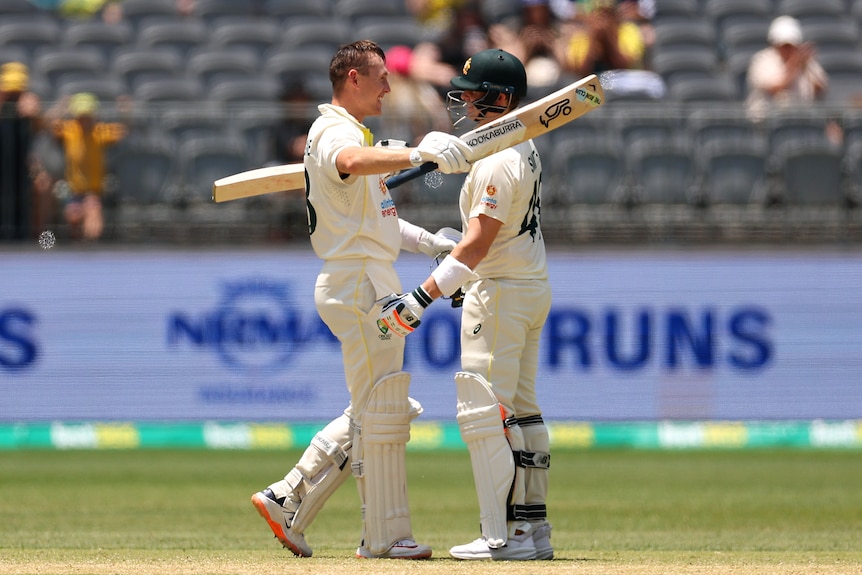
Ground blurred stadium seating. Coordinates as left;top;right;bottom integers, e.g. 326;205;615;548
1;0;861;245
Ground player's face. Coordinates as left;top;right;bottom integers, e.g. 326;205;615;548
461;90;508;123
354;55;390;119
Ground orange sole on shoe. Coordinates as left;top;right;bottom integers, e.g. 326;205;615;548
251;493;309;557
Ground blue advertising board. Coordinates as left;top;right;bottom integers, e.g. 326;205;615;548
2;249;860;422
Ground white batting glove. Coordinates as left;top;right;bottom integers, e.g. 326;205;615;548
411;131;471;174
376;287;434;337
417;229;457;258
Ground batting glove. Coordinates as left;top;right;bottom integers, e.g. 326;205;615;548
376;287;434;337
411;131;471;174
417;229;457;259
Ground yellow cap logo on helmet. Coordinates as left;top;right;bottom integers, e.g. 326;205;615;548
462;57;472;76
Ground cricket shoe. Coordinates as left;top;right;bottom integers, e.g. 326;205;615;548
355;538;432;559
250;488;312;557
532;520;554;560
449;528;537;561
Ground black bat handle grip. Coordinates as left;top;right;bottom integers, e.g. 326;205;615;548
385;162;438;190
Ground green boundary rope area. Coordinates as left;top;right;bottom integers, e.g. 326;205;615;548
1;420;861;450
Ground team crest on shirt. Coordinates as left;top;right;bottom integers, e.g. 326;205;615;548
480;185;498;209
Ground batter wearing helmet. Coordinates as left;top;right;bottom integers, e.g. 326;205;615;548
377;48;553;561
250;39;472;560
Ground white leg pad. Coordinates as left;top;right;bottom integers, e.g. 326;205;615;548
356;371;415;555
519;416;550;518
455;371;519;548
279;414;353;533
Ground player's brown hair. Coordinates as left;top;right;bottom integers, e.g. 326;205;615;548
329;40;386;93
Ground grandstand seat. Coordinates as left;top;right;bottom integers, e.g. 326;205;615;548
112;47;183;93
264;46;334;87
651;47;720;86
62;20;133;62
669;74;740;102
481;0;520;25
652;0;700;23
112;139;178;204
277;19;350;50
334;0;408;25
0;19;61;60
843;110;862;148
136;19;208;57
844;141;862;205
160;103;229;148
118;0;181;31
548;137;626;205
615;107;684;148
818;52;862;106
551;108;618;148
697;139;770;206
705;0;772;36
57;75;128;101
652;20;717;54
772;141;846;207
720;21;770;63
775;0;847;27
627;138;698;205
354;19;429;50
186;47;260;91
210;19;281;60
766;110;837;155
688;107;763;149
236;106;290;166
209;76;281;106
192;0;263;24
179;137;250;202
265;0;333;24
800;21;860;58
133;77;204;104
0;45;27;67
0;0;38;15
32;47;106;86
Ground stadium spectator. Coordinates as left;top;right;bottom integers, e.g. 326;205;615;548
488;0;567;90
561;0;646;77
0;62;41;241
376;44;454;146
48;92;129;241
745;15;828;123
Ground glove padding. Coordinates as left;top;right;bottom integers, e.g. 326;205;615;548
413;131;472;174
377;289;431;337
417;229;457;258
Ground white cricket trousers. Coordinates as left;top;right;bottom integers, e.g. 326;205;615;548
459;277;552;417
313;258;405;420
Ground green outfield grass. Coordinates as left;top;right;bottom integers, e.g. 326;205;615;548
2;448;861;574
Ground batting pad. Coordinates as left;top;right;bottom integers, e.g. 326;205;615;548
359;371;415;555
455;371;519;548
519;416;551;522
288;414;353;533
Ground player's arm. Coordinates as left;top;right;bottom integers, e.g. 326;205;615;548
377;215;502;337
336;132;472;177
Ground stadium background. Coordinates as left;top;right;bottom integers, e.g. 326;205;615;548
2;0;861;451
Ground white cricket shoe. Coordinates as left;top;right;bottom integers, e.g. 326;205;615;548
250;489;312;557
355;538;432;559
532;520;554;560
449;529;537;561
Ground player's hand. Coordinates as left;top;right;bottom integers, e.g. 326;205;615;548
412;131;471;174
417;229;457;258
377;289;431;337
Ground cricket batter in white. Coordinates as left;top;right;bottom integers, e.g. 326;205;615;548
251;40;471;560
377;48;553;561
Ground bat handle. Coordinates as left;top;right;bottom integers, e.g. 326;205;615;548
385;162;438;190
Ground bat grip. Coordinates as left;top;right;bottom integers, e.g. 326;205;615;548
385;162;438;190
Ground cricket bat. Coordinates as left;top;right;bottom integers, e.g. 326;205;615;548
212;163;305;203
385;73;604;189
212;74;604;202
